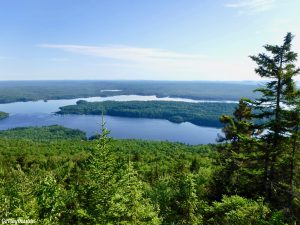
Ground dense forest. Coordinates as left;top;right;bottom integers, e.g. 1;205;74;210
0;125;86;141
58;101;236;127
0;125;289;224
0;80;259;103
0;33;299;224
0;111;9;120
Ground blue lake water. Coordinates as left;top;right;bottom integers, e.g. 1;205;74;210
0;95;223;145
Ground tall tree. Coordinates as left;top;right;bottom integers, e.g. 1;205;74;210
250;32;300;201
87;116;117;223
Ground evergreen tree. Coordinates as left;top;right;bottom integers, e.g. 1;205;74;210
219;98;256;146
0;166;39;220
250;32;300;201
87;116;117;223
175;173;204;225
205;195;285;225
213;99;263;197
36;174;66;224
284;88;300;218
107;162;161;225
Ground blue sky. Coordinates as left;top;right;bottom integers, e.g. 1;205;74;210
0;0;299;81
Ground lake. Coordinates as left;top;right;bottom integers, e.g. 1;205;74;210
0;95;223;144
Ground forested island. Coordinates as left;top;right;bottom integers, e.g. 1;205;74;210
58;100;236;127
0;111;9;120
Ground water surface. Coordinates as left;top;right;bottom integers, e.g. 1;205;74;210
0;95;223;144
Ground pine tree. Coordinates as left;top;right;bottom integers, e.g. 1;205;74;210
250;32;300;201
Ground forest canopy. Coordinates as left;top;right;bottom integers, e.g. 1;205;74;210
58;100;236;127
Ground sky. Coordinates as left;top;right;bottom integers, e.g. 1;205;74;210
0;0;300;81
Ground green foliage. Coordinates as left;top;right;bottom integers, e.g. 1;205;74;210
36;174;66;224
0;166;39;219
212;99;264;199
0;123;295;223
205;195;285;225
0;111;9;120
108;163;161;225
0;125;87;141
173;173;204;225
219;98;256;143
58;100;236;127
214;33;300;223
0;133;214;224
250;33;300;203
86;117;118;223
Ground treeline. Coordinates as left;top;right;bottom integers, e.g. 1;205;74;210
58;100;236;127
0;80;259;103
0;125;86;141
0;111;9;120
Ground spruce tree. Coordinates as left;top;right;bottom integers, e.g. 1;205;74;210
250;32;300;201
87;116;117;223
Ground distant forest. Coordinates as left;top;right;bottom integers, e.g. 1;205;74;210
0;80;259;103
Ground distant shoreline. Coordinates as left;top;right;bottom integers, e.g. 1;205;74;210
0;80;259;104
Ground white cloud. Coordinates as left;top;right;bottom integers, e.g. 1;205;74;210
38;43;260;80
225;0;275;14
39;44;205;64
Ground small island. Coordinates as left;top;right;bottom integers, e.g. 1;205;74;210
0;111;9;120
57;100;236;127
